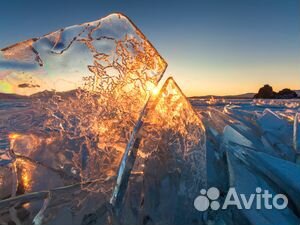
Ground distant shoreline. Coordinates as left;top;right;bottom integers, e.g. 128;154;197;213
189;93;255;99
190;89;300;99
0;90;299;100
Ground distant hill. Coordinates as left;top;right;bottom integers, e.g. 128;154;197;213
0;89;78;100
190;93;256;99
0;93;28;100
30;89;78;99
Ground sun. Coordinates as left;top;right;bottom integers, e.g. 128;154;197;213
145;81;160;96
152;87;160;96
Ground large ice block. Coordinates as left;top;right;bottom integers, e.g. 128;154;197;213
0;13;167;224
0;13;166;96
114;77;207;225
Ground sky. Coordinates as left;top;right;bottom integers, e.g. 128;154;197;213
0;0;299;96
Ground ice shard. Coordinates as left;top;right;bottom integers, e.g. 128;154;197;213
0;13;167;224
226;148;299;225
257;109;295;161
222;125;254;148
257;109;288;134
229;145;300;214
294;113;299;153
0;181;109;225
114;77;207;225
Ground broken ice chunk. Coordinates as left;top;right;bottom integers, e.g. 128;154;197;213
0;191;46;225
222;125;254;148
226;148;299;225
114;77;206;225
31;182;111;225
0;13;167;197
0;181;110;225
0;166;13;199
0;13;166;96
0;13;167;224
230;145;300;214
294;113;299;154
258;109;288;133
258;109;295;160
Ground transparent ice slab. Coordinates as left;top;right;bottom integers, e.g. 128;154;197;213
294;113;299;153
113;77;207;225
226;148;300;225
0;13;167;224
229;145;300;214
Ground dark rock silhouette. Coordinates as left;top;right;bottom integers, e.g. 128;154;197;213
254;85;298;99
254;84;276;99
277;88;298;99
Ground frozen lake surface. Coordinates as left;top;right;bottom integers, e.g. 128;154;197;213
0;97;299;225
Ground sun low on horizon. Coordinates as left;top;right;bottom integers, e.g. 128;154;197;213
0;0;299;97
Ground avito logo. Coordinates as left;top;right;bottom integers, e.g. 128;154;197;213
194;187;288;211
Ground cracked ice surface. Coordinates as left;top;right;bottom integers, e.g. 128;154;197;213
194;98;300;225
0;13;167;224
115;78;206;225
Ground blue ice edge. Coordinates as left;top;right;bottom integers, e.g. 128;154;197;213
110;101;149;210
